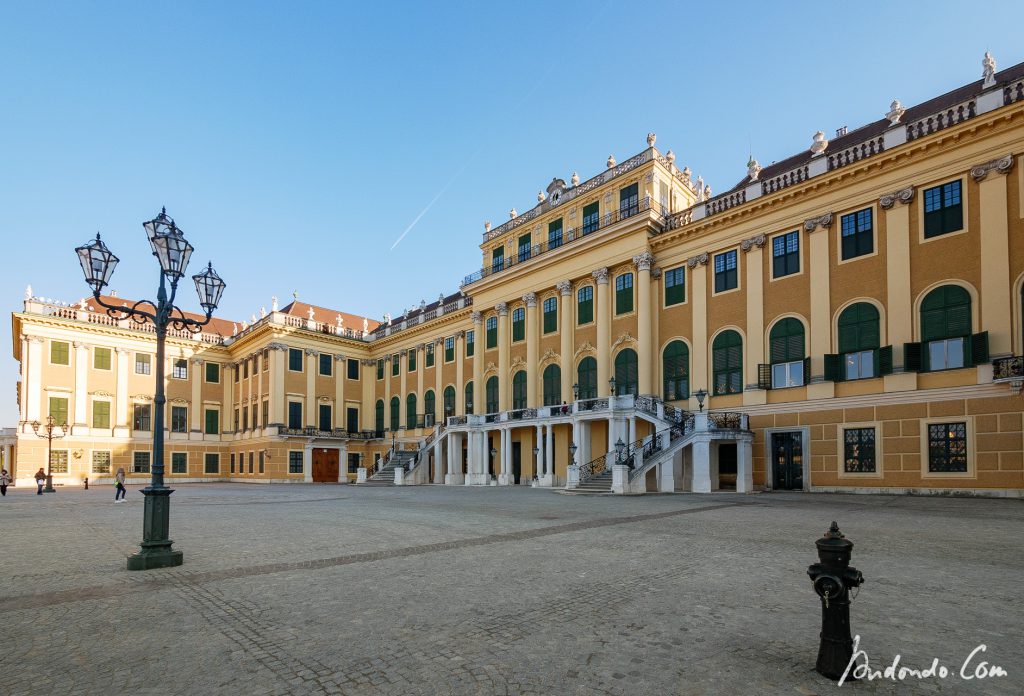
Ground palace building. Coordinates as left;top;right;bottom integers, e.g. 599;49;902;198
8;54;1024;496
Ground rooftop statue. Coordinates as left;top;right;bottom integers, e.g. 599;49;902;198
983;51;997;88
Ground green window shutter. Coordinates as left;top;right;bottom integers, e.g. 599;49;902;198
51;341;69;365
838;303;880;353
904;343;922;372
877;346;893;376
465;382;474;414
665;267;685;306
769;318;805;363
205;409;219;435
803;357;811;384
93;401;110;428
93;347;111;370
375;401;384;432
577;288;593;324
921;286;971;341
757;364;771;390
970;332;990;365
823;354;841;382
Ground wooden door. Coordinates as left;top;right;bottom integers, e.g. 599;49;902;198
312;448;339;482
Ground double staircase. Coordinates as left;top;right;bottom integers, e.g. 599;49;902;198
363;450;417;486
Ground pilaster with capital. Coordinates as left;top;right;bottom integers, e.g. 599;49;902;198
73;341;90;428
270;347;286;426
497;303;510;411
415;343;425;426
633;253;655;394
114;347;131;430
593;268;611;395
975;155;1015;353
190;353;204;434
557;282;574;402
524;293;539;406
471;312;483;415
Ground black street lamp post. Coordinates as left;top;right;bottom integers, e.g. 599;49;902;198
30;415;68;493
75;208;226;571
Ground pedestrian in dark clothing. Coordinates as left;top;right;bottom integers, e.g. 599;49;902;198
114;467;127;502
34;468;46;494
0;468;11;496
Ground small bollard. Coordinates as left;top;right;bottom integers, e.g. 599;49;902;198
84;477;89;490
807;521;864;680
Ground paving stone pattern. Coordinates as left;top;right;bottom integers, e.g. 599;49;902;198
0;484;1021;695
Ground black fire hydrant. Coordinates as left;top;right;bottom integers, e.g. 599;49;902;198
807;521;864;680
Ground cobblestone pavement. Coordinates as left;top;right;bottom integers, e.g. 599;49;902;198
0;484;1021;695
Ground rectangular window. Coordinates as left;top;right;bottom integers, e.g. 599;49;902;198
48;396;69;426
234;365;239;382
548;219;563;249
772;231;800;278
288;348;303;372
577;286;594;324
50;341;70;365
248;451;254;474
928;338;965;371
844;350;875;380
233;408;239;431
543;297;558;333
172;358;188;380
665;266;685;306
171;452;188;475
486;317;497;348
619;183;639;219
262;349;269;371
841;208;874;260
771;361;805;389
132;403;151;431
491;247;504;272
91;450;111;474
582;202;600;235
204;408;220;435
615;273;634;314
204;453;219;475
262;400;269;428
466;331;475;357
928;422;968;472
445;337;455;362
288;450;303;474
408;350;416;372
170;405;188;433
923;180;963;238
230;453;235;474
259;450;265;474
205;362;220;383
133;451;151;474
376;359;384;380
135;353;151;375
714;250;738;293
518;233;532;263
319;403;332;432
347;358;359;379
242;406;249;431
425;345;434;368
46;449;67;474
512;307;525;342
389;354;398;376
92;400;111;429
348;453;360;473
243;360;249;379
319;353;333;376
93;347;111;370
288;402;302;430
843;428;876;473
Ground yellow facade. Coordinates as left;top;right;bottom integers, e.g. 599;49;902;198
9;58;1024;495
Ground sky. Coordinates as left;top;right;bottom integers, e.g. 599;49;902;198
1;0;1022;425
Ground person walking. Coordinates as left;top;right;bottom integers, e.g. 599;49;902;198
34;467;46;495
0;468;11;496
114;467;126;502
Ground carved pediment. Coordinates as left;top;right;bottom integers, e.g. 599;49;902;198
612;332;637;351
574;341;596;360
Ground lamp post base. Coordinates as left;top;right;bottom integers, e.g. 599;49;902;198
44;474;55;493
126;486;184;571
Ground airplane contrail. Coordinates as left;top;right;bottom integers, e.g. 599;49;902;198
390;151;478;250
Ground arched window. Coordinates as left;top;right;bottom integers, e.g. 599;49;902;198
485;376;499;413
577;356;597;400
712;331;743;395
663;341;689;400
768;319;806;389
443;386;455;418
838;303;880;380
406;393;418;429
375;399;384;433
512;371;527;409
465;381;474;414
614;349;638;395
424;390;435;426
543;364;561;406
916;285;985;371
389;396;400;431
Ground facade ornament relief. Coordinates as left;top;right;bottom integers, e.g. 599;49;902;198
470;311;482;324
495;302;508;316
982;51;997;89
169;397;189;405
574;341;596;359
334;354;347;362
970;154;1014;182
611;332;637;351
885;99;906;126
607;154;616;169
522;292;537;307
666;149;676;165
650;267;662;279
361;358;376;366
681;165;691;182
89;390;115;398
632;251;655;271
741;234;767;252
510;356;526;371
747;156;761;181
556;280;572;296
267;342;289;351
304;348;318;356
131;394;153;402
687;253;709;269
803;212;834;232
810;130;829;157
454;330;466;340
190;357;204;365
592;267;609;284
879;187;916;209
540;349;559;365
646;132;656;147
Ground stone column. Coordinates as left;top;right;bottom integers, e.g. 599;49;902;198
974;156;1015;354
454;333;465;416
736;436;753;493
73;341;89;431
535;424;543;479
302;442;313;483
361;359;375;432
496;303;509;411
471;312;483;415
415;345;425;428
688;255;709;409
742;236;766;405
335;354;346;431
435;338;444;426
305;349;317;427
383;355;392;431
190;356;203;436
545;423;555;481
806;214;834;399
114;346;130;433
593;267;611;396
633;252;655;395
433;439;443;483
399;349;409;429
556;281;574;403
498;428;511;485
524;293;539;406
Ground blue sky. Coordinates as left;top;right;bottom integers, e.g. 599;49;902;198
1;0;1021;425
